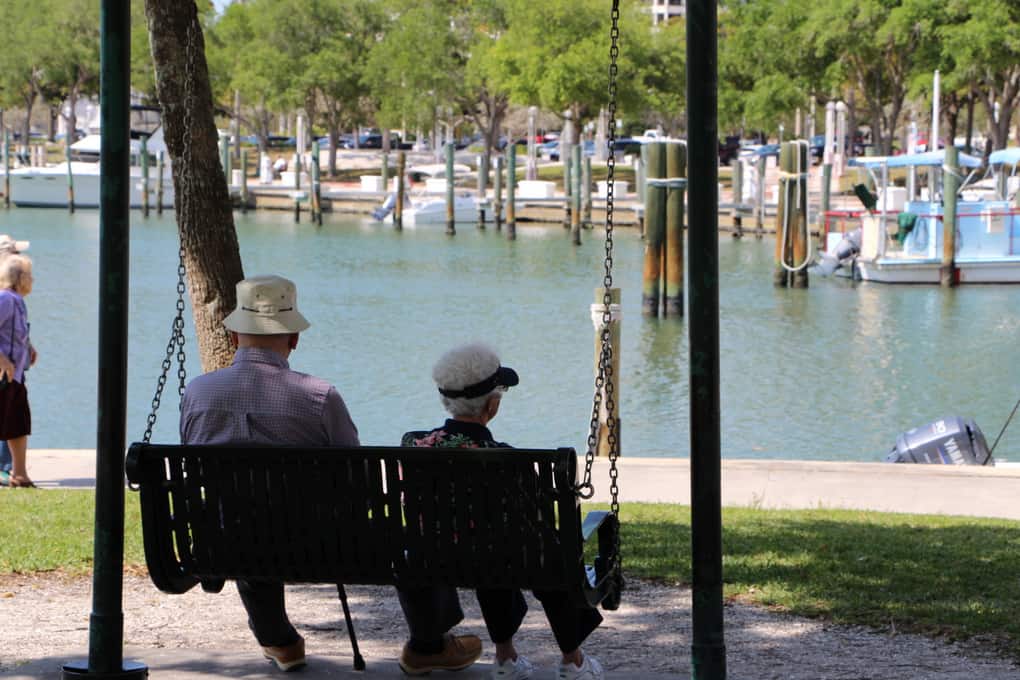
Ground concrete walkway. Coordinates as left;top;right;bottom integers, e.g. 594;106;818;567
21;449;1020;520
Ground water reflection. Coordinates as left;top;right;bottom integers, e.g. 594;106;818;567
3;207;1018;462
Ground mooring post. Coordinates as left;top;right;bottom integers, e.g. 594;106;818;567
476;153;488;228
493;155;503;231
507;143;517;239
562;146;572;228
582;155;593;229
791;140;809;288
240;149;248;214
592;287;622;458
571;144;582;245
730;158;742;238
755;153;766;237
638;143;649;205
140;136;149;217
941;145;959;287
642;142;666;317
311;141;322;225
774;142;792;287
445;142;455;235
61;2;148;678
664;141;686;316
293;148;302;223
687;0;726;676
380;151;389;201
67;139;76;214
3;131;9;208
820;162;832;251
155;151;164;215
395;151;405;229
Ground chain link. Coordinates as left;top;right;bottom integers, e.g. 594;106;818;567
140;247;187;446
578;0;621;513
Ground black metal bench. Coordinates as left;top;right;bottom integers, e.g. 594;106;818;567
125;443;621;667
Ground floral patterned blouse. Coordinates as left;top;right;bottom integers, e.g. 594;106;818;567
401;418;510;449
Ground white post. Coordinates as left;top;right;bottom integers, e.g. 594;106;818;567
596;108;609;162
835;101;848;177
824;101;836;166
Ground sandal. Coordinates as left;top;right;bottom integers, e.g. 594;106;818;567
0;471;9;487
9;476;36;488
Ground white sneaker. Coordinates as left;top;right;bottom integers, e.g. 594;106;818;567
558;653;604;680
492;654;535;679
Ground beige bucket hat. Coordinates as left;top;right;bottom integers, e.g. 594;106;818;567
223;275;310;335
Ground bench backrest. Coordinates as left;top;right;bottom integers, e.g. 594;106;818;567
126;443;586;597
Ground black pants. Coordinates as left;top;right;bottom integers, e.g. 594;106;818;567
476;588;603;654
239;580;465;649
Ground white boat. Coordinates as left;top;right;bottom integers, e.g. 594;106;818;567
8;126;175;209
372;191;480;226
817;150;1020;284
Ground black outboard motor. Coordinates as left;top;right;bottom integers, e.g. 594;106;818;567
814;228;862;276
886;416;993;465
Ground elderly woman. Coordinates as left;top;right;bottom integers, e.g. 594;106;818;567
402;342;604;680
0;254;36;488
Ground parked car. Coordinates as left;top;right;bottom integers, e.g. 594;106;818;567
718;135;741;165
540;139;597;162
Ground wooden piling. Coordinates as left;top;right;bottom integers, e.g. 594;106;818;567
293;150;302;223
445;142;455;235
140;136;149;217
2;131;8;207
562;145;572;228
790;141;809;288
240;149;248;214
941;146;959;287
507;143;517;239
755;154;766;237
820;162;832;248
592;287;622;458
311;141;322;225
381;151;389;199
493;155;503;231
730;158;742;238
642;142;666;316
395;151;405;229
774;141;809;288
570;144;582;245
477;154;488;228
66;141;75;213
664;141;686;316
582;156;593;228
156;151;164;215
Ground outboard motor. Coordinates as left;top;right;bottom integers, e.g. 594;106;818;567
814;228;862;276
886;416;993;465
371;192;398;221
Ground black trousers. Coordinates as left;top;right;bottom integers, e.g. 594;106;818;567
476;588;603;654
236;580;302;647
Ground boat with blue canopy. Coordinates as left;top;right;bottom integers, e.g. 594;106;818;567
819;149;1020;283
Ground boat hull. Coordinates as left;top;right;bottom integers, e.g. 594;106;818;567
402;195;478;226
8;164;174;209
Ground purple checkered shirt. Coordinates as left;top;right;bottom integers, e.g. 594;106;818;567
180;347;359;447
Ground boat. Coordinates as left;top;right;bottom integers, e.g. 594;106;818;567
372;190;480;226
7;109;175;209
817;149;1020;283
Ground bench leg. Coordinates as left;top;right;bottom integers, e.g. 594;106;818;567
336;584;366;670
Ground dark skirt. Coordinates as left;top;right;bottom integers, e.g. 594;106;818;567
0;380;31;440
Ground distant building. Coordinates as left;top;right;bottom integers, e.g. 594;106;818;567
650;0;685;25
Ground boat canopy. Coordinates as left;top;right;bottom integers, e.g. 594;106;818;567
849;149;982;169
988;148;1020;166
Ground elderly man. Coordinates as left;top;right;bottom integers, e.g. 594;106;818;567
0;234;30;487
180;275;482;674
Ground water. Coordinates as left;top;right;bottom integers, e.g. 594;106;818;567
2;207;1019;462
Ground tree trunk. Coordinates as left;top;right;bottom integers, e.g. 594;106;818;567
145;0;244;373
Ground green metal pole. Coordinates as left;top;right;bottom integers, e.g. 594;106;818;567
507;143;517;239
140;136;149;218
445;142;455;235
941;145;959;287
63;2;147;678
687;0;726;677
67;139;76;213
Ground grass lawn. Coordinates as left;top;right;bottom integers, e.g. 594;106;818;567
3;492;1019;659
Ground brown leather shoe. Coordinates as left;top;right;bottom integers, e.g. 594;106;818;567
399;633;482;675
262;636;306;672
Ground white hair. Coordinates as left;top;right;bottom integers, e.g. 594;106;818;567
0;254;31;290
433;342;504;418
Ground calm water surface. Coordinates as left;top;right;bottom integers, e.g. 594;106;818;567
2;207;1019;462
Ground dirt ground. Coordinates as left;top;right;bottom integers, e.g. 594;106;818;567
1;572;1018;679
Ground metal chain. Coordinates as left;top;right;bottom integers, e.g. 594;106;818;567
141;247;187;445
578;0;621;521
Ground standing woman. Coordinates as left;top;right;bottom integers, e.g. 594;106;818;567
0;254;37;488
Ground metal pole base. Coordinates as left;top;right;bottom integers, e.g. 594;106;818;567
62;660;148;679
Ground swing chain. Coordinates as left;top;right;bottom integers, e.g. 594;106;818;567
578;0;620;520
140;247;188;447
